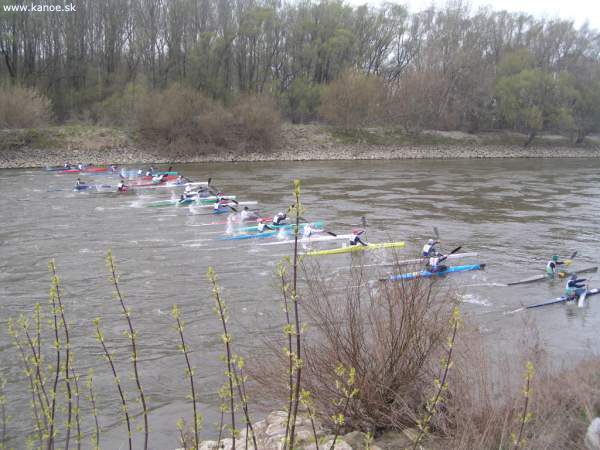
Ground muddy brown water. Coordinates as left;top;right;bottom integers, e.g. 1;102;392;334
1;158;600;448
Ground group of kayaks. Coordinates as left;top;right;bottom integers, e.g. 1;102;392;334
48;164;597;310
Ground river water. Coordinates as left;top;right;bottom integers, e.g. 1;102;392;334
1;158;600;448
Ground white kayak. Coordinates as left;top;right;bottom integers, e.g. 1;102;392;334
259;233;353;246
134;181;208;190
358;252;479;268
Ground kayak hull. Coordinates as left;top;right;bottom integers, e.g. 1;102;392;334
526;288;600;309
306;241;405;256
508;266;598;286
220;222;322;240
387;264;486;281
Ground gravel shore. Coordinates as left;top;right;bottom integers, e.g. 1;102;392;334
2;142;600;169
2;124;600;168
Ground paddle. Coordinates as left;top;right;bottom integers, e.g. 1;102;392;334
564;251;577;266
433;226;443;253
438;246;462;263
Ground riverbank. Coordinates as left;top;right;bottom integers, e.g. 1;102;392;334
1;123;600;168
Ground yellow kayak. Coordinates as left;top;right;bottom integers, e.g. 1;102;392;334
305;241;405;256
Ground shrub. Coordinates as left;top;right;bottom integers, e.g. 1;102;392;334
0;84;53;129
136;83;211;142
231;94;281;150
319;70;386;128
250;259;457;434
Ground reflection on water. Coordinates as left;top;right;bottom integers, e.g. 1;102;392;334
1;158;600;447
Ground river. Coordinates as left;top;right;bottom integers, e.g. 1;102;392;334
1;158;599;448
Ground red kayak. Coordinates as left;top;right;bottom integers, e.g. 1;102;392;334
129;176;179;187
63;167;111;173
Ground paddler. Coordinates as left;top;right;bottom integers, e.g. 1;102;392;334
422;239;440;257
546;255;567;276
565;274;587;301
117;180;127;192
349;229;368;246
240;206;258;222
427;254;448;273
273;211;288;226
257;219;274;233
302;223;317;239
214;197;228;212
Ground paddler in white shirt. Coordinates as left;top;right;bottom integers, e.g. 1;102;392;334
117;180;127;192
349;229;368;246
302;223;317;239
427;254;448;273
240;206;258;222
214;197;229;212
257;219;274;233
422;239;440;257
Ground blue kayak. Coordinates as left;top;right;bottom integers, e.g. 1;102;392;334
525;288;600;309
219;230;290;240
387;264;486;281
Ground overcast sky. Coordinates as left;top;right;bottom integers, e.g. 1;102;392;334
347;0;600;30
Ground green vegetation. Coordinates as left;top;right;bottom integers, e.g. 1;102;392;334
0;1;599;148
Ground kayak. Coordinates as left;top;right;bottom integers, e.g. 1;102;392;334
74;184;133;193
379;253;479;266
120;170;177;177
385;264;486;281
306;241;405;256
507;266;598;286
237;221;323;233
525;288;600;309
220;223;322;241
133;181;208;190
129;175;179;184
64;167;111;173
189;201;257;210
147;195;237;208
195;217;273;226
259;233;353;246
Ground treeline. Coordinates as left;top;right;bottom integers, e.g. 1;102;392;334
1;0;600;144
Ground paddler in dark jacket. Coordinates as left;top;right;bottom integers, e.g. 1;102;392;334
565;274;586;299
273;212;287;225
349;229;368;246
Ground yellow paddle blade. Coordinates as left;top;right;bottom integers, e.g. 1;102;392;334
558;271;567;278
564;259;572;266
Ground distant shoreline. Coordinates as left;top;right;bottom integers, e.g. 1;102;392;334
2;124;599;168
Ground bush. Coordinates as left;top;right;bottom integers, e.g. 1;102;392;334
251;259;457;433
231;94;281;150
319;70;386;128
136;83;224;144
0;84;53;129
